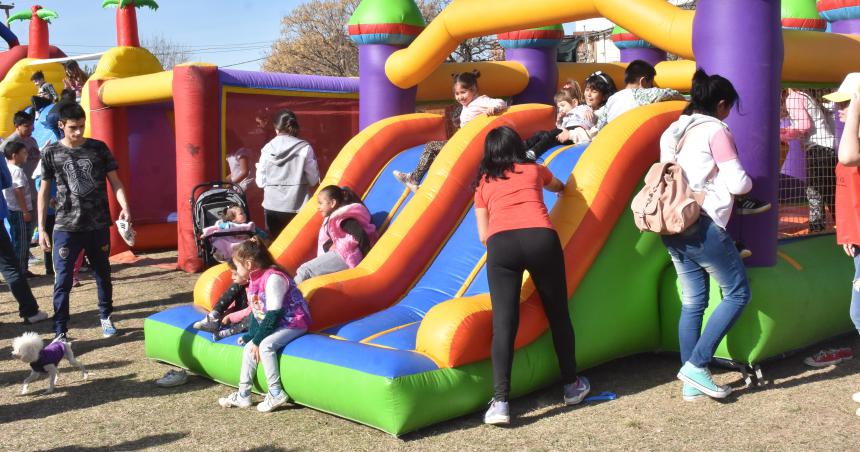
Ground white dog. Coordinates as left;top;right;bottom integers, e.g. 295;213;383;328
11;332;88;394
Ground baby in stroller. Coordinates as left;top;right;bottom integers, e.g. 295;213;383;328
199;205;266;262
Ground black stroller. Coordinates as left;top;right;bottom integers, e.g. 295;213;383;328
190;181;252;269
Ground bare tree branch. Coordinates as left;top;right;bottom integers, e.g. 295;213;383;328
263;0;502;76
141;34;194;70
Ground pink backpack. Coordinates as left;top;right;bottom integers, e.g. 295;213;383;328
630;129;705;235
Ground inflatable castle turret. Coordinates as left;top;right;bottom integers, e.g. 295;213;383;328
818;0;860;33
497;25;563;104
782;0;828;31
610;25;667;66
348;0;424;129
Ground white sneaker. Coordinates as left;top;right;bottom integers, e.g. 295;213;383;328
115;220;136;247
156;369;188;387
25;310;49;324
852;392;860;404
484;399;510;425
100;317;118;337
192;313;220;332
218;391;251;408
257;391;288;412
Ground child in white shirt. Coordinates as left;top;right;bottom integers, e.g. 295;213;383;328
594;60;684;131
3;142;34;274
394;71;507;192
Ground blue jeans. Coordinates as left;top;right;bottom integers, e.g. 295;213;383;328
8;210;33;272
52;228;113;334
851;249;860;334
0;223;39;318
662;215;751;368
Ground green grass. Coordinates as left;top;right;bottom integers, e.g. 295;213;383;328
2;251;860;450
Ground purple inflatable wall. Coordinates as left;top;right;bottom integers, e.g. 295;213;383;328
693;0;783;266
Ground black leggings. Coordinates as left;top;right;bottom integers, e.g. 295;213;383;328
486;227;577;401
264;209;296;238
212;282;248;316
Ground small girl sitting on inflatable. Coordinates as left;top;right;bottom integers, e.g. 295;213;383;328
294;185;378;284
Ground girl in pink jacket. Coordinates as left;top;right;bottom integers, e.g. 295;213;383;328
294;185;378;284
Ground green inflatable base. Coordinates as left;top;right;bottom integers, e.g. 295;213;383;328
145;211;854;435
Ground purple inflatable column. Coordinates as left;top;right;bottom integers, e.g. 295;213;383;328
348;0;425;129
611;26;667;66
620;48;668;67
831;18;860;33
358;45;418;129
499;26;564;105
694;0;783;267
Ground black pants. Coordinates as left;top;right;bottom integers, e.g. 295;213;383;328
212;282;248;316
264;209;296;238
486;227;577;401
806;145;837;229
525;129;572;160
0;224;39;319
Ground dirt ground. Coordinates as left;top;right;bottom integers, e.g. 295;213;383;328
1;250;860;451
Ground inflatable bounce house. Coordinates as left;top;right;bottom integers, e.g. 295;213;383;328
141;0;860;435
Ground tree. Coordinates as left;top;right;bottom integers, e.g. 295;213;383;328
142;35;193;69
263;0;501;76
262;0;359;76
7;5;59;59
101;0;160;47
417;0;500;63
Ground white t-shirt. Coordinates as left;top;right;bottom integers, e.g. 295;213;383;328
2;162;32;212
226;147;254;191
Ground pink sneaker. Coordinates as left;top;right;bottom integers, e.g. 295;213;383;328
804;349;850;367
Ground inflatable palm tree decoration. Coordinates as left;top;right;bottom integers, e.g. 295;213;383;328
7;5;59;59
102;0;159;47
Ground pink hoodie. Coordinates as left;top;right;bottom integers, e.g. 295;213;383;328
316;203;378;268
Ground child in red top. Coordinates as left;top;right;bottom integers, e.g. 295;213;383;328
824;76;860;414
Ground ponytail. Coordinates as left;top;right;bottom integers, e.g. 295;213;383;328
683;68;740;117
274;109;300;136
319;185;363;208
452;70;480;91
232;236;288;276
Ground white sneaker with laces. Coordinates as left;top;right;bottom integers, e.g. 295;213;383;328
218;391;252;408
192;313;220;332
100;317;118;337
484;399;510;425
156;369;188;387
257;391;288;412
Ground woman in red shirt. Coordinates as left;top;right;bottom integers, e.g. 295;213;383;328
474;126;590;425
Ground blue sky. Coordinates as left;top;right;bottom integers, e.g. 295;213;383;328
2;1;596;71
4;0;306;70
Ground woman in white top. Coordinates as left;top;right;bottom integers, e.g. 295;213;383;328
255;110;320;237
659;69;752;403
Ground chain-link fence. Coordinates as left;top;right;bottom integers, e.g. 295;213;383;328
778;87;841;238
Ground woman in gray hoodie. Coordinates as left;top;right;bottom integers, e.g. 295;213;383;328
255;110;320;237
